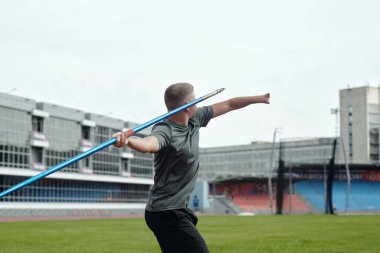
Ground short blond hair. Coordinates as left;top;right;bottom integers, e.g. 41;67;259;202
164;83;194;110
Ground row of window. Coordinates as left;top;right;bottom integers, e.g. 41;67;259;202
0;144;30;169
200;148;333;164
0;106;154;179
0;143;153;177
46;149;79;173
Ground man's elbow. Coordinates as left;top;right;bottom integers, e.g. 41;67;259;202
137;142;158;154
137;144;154;153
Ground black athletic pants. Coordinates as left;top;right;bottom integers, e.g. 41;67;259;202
145;208;210;253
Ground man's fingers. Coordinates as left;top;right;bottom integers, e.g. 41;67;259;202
112;132;130;148
121;133;127;147
263;93;270;104
120;133;126;147
121;132;127;146
112;132;123;147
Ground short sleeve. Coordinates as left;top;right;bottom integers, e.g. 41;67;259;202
150;122;172;149
193;106;214;127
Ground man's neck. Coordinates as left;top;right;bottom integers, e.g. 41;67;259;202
168;114;189;126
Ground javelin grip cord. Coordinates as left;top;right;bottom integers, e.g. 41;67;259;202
0;88;225;198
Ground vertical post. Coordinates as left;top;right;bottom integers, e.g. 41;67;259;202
268;128;277;214
212;174;216;214
288;163;293;214
344;88;352;214
268;128;279;214
323;161;327;214
331;106;351;214
276;142;284;215
339;137;351;214
326;139;337;214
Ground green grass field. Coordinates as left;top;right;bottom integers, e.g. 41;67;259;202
0;215;379;253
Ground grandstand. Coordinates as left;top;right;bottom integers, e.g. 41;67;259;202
295;179;380;212
208;179;311;214
204;176;380;215
200;139;380;215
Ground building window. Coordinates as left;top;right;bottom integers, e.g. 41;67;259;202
31;147;43;163
32;116;44;132
82;126;91;140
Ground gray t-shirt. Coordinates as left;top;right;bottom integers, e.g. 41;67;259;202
146;106;214;211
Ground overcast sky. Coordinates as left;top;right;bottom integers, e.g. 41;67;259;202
1;0;379;147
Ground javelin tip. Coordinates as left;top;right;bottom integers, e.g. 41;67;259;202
200;88;225;100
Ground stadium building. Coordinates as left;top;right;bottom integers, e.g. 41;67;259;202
198;138;339;214
199;138;337;179
340;85;380;163
199;136;380;214
0;92;153;217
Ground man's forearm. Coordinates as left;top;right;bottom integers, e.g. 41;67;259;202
211;93;269;119
126;137;149;153
126;136;159;153
228;95;267;110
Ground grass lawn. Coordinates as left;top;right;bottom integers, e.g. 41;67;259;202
0;215;379;253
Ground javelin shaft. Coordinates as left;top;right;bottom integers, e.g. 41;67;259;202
0;88;225;199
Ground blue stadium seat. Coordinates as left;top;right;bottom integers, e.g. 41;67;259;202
295;180;380;212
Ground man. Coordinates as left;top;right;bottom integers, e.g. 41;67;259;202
193;195;200;212
113;83;270;253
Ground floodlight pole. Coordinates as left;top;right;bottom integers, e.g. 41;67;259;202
268;128;280;214
340;137;350;214
331;106;351;214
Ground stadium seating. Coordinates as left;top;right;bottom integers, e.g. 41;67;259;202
295;180;380;212
214;181;310;213
233;194;269;213
214;180;380;213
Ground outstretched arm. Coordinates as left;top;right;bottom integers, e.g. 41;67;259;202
211;93;270;118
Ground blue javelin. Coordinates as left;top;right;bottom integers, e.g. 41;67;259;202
0;88;225;199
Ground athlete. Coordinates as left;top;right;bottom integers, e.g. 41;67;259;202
113;83;270;253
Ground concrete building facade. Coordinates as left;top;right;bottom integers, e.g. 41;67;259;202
340;86;380;163
199;138;336;179
0;92;153;216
